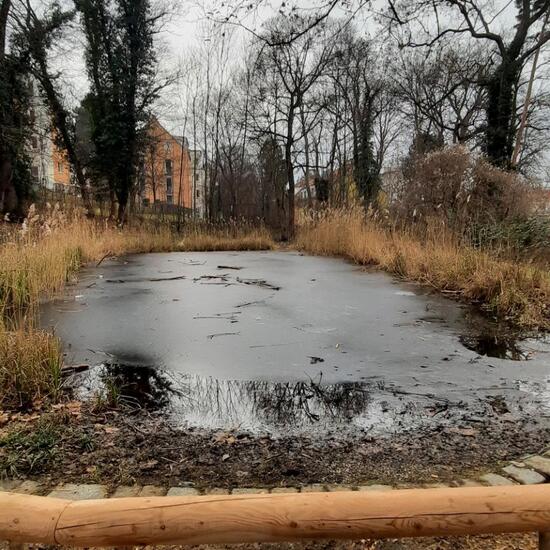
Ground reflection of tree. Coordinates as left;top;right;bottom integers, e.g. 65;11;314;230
459;334;528;361
92;364;373;430
246;379;371;424
170;375;372;429
100;363;180;410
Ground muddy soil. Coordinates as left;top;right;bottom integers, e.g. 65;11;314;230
1;404;548;489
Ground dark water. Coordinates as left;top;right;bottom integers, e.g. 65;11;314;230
41;251;550;437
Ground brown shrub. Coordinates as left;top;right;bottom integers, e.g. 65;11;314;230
392;146;540;233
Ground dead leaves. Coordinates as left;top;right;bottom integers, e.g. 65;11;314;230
51;401;82;419
446;427;478;437
141;459;159;471
213;431;237;445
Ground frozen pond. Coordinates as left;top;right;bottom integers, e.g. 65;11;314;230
40;251;550;437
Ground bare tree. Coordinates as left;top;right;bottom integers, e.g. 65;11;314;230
254;15;336;237
393;43;489;147
389;0;550;168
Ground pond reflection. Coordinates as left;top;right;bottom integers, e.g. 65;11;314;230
459;334;531;361
99;363;180;410
79;363;377;433
72;358;550;437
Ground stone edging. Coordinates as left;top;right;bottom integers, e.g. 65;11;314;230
2;450;550;500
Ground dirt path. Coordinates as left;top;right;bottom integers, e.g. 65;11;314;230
0;534;539;549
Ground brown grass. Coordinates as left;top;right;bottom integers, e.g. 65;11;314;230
0;328;62;408
296;208;550;331
0;207;274;409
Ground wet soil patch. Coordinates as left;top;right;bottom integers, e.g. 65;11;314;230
1;402;548;490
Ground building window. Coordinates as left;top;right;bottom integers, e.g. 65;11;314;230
31;166;39;179
165;159;173;176
164;142;172;154
196;189;200;198
58;162;63;173
166;176;172;194
166;194;173;205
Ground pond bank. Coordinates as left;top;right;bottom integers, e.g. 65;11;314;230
296;209;550;331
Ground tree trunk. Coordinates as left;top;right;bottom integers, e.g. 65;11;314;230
284;101;296;240
0;0;10;60
0;156;12;214
485;58;521;168
116;186;128;226
299;104;313;208
109;187;117;221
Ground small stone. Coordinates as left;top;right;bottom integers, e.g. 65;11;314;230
232;488;269;495
205;488;230;495
326;484;354;492
48;483;107;500
503;465;545;485
0;479;22;492
271;487;299;494
357;485;393;492
111;485;142;498
13;480;42;495
524;456;550;477
301;484;327;493
460;479;483;487
167;487;200;496
479;473;517;486
139;485;167;497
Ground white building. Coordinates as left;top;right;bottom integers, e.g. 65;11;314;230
27;78;72;191
190;149;206;218
28;79;54;188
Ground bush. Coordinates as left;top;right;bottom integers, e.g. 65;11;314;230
392;146;542;234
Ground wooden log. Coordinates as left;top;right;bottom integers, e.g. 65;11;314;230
2;486;550;547
0;492;68;545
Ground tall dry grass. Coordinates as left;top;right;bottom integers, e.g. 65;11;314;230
296;208;550;331
0;205;274;409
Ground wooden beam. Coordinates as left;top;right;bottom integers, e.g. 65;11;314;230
2;486;550;547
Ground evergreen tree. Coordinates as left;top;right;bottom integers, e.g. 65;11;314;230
0;0;32;217
75;0;160;224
